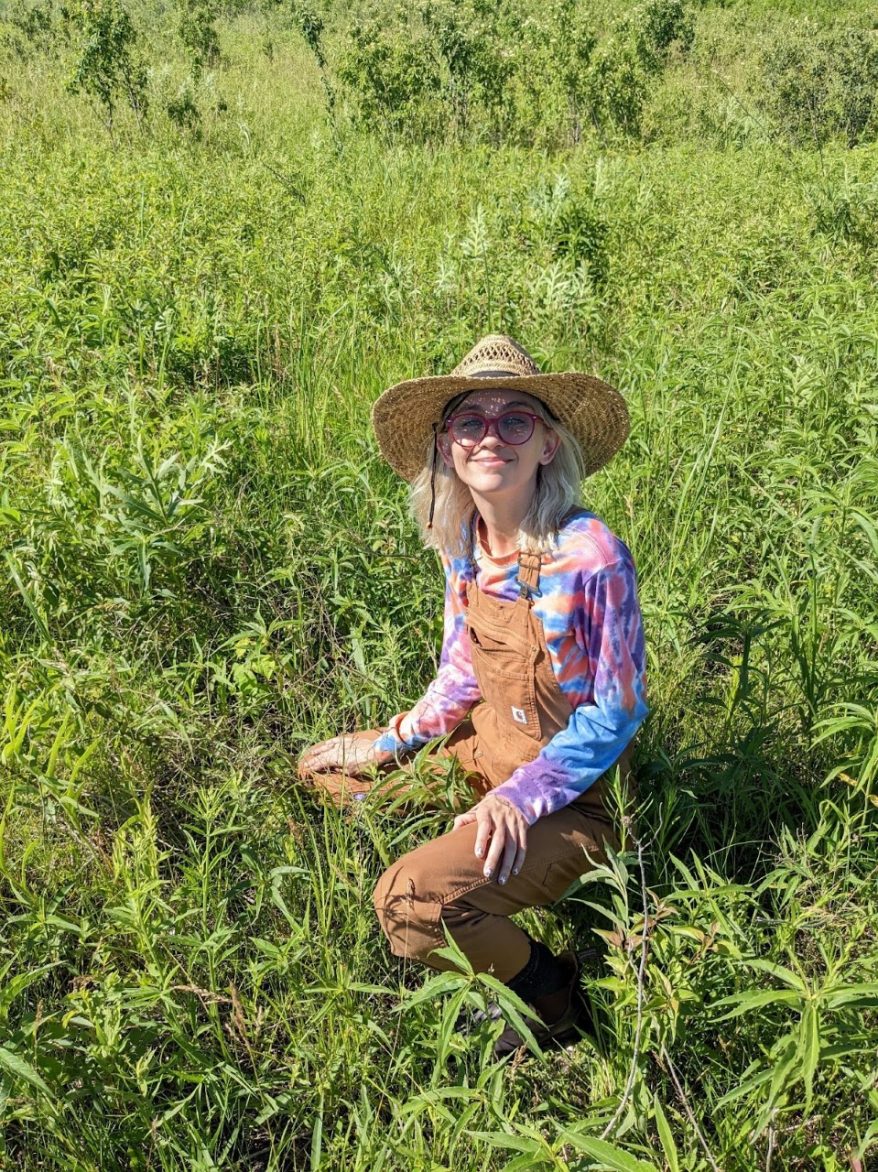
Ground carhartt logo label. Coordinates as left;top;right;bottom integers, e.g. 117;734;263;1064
511;706;527;724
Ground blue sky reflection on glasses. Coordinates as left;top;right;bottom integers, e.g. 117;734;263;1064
445;408;542;447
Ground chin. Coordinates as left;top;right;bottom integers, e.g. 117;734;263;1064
466;471;511;492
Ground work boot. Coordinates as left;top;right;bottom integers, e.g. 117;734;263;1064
492;951;594;1060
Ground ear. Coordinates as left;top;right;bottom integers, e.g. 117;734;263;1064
436;431;454;468
539;429;561;465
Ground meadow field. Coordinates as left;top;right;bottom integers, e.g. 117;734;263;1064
1;0;877;1167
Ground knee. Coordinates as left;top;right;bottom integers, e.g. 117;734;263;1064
372;864;395;935
373;854;444;966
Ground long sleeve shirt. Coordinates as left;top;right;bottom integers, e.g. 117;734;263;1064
373;509;649;824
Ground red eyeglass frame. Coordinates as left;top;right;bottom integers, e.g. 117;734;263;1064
442;409;544;447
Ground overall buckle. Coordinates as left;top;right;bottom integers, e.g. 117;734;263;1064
515;576;542;600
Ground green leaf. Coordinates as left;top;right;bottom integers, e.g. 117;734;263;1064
741;958;807;992
800;1001;820;1107
0;1046;51;1096
654;1099;679;1172
478;971;543;1057
710;988;801;1019
766;1038;799;1113
404;973;467;1008
0;964;57;1020
505;1156;551;1172
557;1130;658;1170
823;982;878;1009
715;1062;776;1107
3;553;50;642
467;1129;543;1154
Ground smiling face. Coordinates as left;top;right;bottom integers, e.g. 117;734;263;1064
436;388;560;503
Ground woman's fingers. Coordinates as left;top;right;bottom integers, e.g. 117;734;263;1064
480;808;514;881
299;740;327;770
298;738;337;775
473;797;528;884
475;806;511;881
480;817;506;879
488;816;524;885
496;831;521;886
299;734;376;777
512;838;528;878
473;805;494;862
453;809;477;832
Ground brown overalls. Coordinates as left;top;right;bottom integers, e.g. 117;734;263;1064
371;549;631;983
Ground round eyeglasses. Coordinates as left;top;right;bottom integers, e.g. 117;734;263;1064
443;409;543;448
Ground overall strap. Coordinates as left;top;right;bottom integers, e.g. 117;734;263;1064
516;550;543;599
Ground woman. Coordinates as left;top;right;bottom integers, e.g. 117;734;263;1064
299;334;648;1056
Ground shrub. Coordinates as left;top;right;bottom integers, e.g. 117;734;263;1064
418;0;517;136
811;172;878;251
335;0;694;144
166;84;201;133
178;0;222;78
759;22;878;147
499;2;596;147
583;0;695;137
66;0;148;127
2;0;64;58
583;34;650;137
337;0;529;142
337;8;440;137
290;0;337;120
537;0;598;143
633;0;695;69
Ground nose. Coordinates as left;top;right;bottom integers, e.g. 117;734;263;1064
471;429;505;456
474;419;507;448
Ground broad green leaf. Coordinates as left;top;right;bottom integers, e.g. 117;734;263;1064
654;1099;679;1172
741;959;807;992
0;1046;51;1096
800;1002;820;1108
558;1130;659;1170
710;989;800;1019
468;1130;544;1153
715;1063;776;1107
823;983;878;1009
404;973;467;1008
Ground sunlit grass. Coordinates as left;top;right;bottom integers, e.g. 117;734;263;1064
1;3;878;1167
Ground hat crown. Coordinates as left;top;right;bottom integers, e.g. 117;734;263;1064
451;334;542;380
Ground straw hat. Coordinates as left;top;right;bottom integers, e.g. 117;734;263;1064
372;334;629;482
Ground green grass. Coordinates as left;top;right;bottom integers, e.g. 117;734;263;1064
1;0;878;1167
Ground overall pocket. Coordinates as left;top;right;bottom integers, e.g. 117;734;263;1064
468;622;541;740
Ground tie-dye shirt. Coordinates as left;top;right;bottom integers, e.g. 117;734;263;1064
373;509;649;825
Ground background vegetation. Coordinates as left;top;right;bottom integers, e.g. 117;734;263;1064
1;0;877;1167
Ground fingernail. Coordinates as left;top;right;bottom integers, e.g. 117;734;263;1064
483;868;492;878
475;848;483;858
498;876;507;885
512;868;520;876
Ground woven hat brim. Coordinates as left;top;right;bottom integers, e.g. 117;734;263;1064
372;371;629;482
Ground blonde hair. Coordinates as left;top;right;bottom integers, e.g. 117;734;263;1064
410;397;585;558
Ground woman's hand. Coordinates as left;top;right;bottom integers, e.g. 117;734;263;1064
453;793;528;885
298;732;393;778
